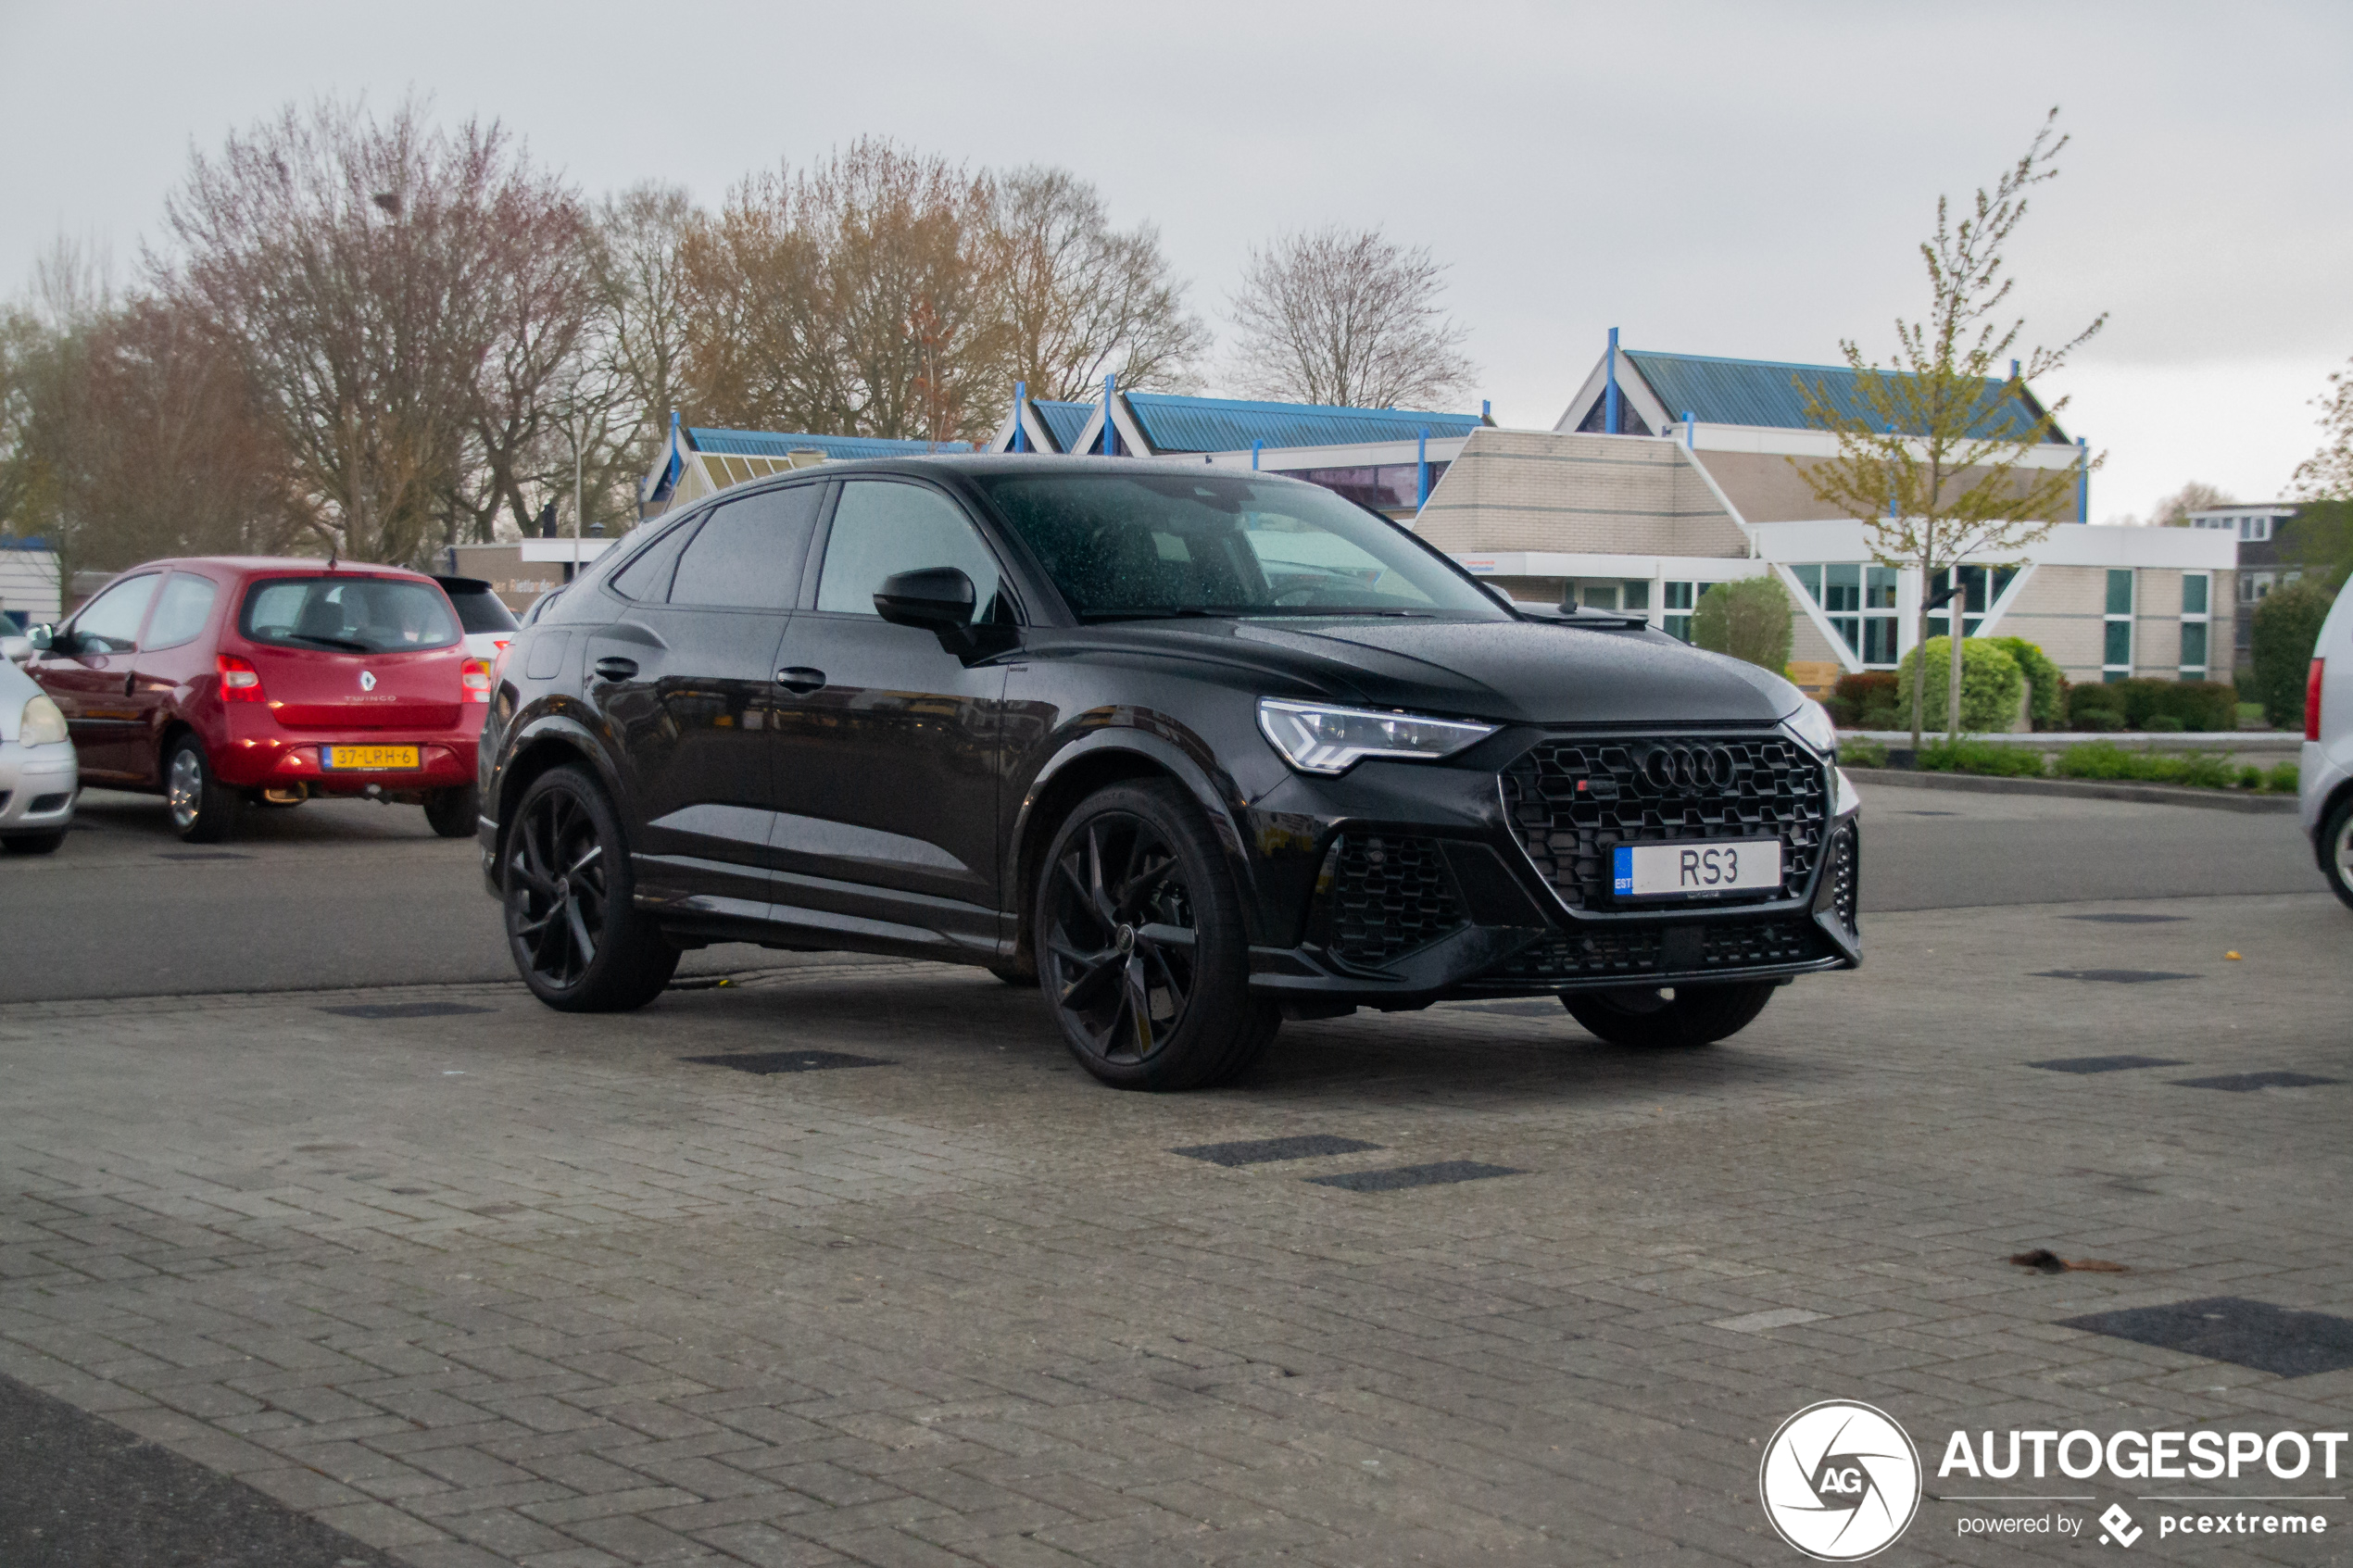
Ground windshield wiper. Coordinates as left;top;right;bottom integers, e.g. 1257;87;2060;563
1076;608;1238;623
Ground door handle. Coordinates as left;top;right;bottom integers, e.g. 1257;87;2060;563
774;667;826;695
592;656;638;682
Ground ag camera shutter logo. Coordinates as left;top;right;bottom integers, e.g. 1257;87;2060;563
1760;1400;1922;1561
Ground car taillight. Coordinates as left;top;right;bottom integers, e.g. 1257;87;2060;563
462;659;493;703
218;653;266;703
2309;659;2325;743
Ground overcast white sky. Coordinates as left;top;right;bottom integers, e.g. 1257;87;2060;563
2;0;2345;521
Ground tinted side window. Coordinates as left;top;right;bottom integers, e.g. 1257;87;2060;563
447;588;518;633
608;516;699;603
145;573;220;649
70;573;160;652
668;486;824;610
815;482;1004;620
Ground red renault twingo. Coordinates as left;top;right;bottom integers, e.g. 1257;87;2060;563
26;558;489;842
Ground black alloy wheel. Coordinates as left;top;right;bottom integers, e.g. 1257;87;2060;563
503;765;677;1010
1562;981;1777;1047
1038;782;1277;1090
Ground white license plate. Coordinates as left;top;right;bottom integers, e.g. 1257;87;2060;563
1613;839;1782;898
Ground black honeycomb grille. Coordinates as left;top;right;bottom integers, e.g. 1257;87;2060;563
1500;734;1830;910
1324;834;1468;968
1488;919;1830;983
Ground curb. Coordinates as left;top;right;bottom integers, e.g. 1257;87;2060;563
1844;730;2299;755
1846;768;2301;814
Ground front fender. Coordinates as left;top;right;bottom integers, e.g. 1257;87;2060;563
1007;715;1272;946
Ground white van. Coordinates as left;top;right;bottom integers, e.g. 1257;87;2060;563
2303;573;2353;909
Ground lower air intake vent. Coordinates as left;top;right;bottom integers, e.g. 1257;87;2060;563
1323;834;1467;968
1486;919;1829;983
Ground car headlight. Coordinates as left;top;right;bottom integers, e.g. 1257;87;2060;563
1257;698;1498;776
18;695;67;747
1783;697;1838;760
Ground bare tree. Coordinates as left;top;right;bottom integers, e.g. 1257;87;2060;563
1794;108;2106;750
158;98;582;567
985;168;1207;403
680;140;1000;445
2293;360;2353;500
0;238;118;584
2136;479;2235;528
586;182;698;477
75;297;311;565
1225;224;1475;409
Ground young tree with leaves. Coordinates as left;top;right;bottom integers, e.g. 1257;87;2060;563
1225;224;1475;409
1795;108;2105;749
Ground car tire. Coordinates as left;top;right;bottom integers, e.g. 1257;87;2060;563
423;784;480;839
502;764;678;1011
1035;780;1279;1090
165;734;241;844
2322;795;2353;913
2;831;65;855
1562;981;1776;1047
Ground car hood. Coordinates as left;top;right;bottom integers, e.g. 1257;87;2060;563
1059;616;1805;726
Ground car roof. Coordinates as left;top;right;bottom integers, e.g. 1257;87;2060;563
91;557;440;583
799;454;1323;483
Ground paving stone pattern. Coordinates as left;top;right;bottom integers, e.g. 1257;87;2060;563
1;899;2349;1566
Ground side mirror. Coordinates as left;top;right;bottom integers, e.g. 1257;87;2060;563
874;568;975;631
26;623;56;653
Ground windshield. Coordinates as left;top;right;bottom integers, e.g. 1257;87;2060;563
973;471;1507;621
240;576;459;654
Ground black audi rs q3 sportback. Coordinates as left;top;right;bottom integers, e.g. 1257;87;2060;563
477;458;1859;1089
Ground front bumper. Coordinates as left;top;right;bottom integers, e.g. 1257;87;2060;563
1236;731;1861;1008
0;737;79;833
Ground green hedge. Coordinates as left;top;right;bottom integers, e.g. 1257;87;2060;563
1917;737;2047;777
2055;742;2236;788
1988;637;2069;730
2251;580;2334;729
1894;637;2024;732
2065;677;2236;732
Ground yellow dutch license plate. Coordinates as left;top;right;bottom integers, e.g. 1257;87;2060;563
324;745;420;771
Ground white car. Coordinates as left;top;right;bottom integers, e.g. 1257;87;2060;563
0;655;76;854
433;575;522;664
2303;572;2353;910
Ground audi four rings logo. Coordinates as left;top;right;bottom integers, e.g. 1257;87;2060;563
359;671;376;692
1642;743;1736;789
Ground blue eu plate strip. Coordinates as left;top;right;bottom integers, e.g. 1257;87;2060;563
1613;845;1633;895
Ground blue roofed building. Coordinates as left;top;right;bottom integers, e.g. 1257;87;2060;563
638;418;972;518
986;385;1491;518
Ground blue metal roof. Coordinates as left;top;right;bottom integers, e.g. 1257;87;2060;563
1622;350;2067;444
1034;400;1095;451
687;427;972;459
0;535;56;550
1122;394;1484;454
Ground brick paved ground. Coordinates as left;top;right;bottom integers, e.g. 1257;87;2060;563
1;889;2347;1566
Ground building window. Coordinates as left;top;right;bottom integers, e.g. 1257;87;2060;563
2103;569;2133;682
1289;462;1446;512
2180;571;2209;679
1662;581;1694;642
2243;516;2271;541
1927;564;2017;644
1582;583;1619;611
1621;581;1650;612
1790;563;1900;667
